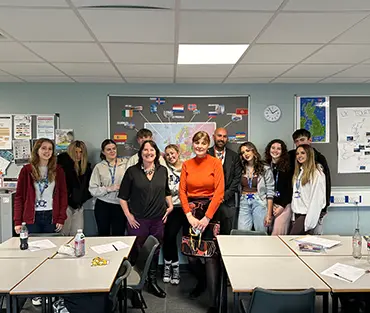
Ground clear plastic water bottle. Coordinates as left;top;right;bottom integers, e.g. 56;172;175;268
74;229;85;257
352;228;362;259
20;222;29;250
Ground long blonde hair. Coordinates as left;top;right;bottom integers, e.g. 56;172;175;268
293;144;317;186
31;138;57;182
67;140;88;175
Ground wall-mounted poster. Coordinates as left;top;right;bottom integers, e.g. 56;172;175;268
55;129;74;150
13;139;31;164
0;115;12;150
14;114;32;140
36;115;55;140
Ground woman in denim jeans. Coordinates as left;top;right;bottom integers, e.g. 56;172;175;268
238;142;274;232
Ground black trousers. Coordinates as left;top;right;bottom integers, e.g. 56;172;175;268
162;205;187;262
94;199;126;236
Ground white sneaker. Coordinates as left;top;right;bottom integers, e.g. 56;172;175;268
170;262;180;285
163;260;171;283
32;297;42;306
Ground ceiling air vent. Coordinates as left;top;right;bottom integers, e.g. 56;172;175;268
79;5;169;10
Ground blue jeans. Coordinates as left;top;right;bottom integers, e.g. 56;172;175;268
238;194;267;232
27;210;56;233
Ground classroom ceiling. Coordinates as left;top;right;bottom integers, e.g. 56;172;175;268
1;0;370;83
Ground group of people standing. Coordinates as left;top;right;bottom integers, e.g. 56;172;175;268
12;127;331;313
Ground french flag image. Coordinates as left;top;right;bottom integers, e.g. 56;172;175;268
172;104;184;113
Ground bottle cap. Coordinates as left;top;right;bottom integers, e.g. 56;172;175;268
77;229;83;232
22;222;26;225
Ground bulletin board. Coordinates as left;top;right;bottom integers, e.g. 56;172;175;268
108;95;249;159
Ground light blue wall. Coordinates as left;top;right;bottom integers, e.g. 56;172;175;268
0;82;369;238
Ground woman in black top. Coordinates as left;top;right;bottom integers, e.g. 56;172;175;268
264;139;292;235
119;140;173;299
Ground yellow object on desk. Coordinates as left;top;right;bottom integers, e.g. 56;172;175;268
91;256;109;267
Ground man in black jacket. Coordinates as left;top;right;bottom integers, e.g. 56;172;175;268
288;129;331;234
208;127;242;235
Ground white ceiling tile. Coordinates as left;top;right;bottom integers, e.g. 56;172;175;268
0;75;23;82
0;0;68;7
320;77;369;83
20;76;74;82
71;0;175;9
229;64;293;78
304;45;370;64
24;43;108;63
79;9;174;43
224;77;274;83
0;62;63;75
257;13;367;43
284;0;370;11
116;64;173;77
0;42;42;62
176;78;224;83
0;9;93;41
54;63;119;76
282;64;350;77
332;65;370;78
102;43;174;64
181;0;283;11
126;77;173;83
176;65;233;78
334;16;370;44
72;76;125;83
241;44;322;64
272;77;322;83
179;11;273;44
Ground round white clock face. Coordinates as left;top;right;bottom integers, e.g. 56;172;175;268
264;105;281;122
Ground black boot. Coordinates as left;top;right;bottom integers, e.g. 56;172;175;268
147;260;166;298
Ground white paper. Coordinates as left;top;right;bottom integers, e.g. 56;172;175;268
321;263;365;283
36;115;55;140
14;115;32;140
0;115;12;150
28;239;57;252
13;140;31;162
0;156;10;173
91;241;129;254
337;107;370;173
296;236;341;249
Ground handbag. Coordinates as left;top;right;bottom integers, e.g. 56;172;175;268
181;198;220;258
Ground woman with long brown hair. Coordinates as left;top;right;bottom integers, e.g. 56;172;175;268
14;138;68;234
57;140;92;235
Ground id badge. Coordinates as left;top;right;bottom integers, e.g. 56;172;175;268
275;191;281;197
36;199;47;208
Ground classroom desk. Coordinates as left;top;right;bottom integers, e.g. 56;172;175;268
300;256;370;313
0;258;45;313
217;235;294;256
0;237;73;259
53;236;136;260
280;235;368;257
223;256;330;313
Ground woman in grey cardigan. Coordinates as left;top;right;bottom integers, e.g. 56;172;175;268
238;142;274;232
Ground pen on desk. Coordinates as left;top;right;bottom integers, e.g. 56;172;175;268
112;244;118;251
334;273;353;283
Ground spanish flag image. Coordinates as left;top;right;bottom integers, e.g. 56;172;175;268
113;133;127;142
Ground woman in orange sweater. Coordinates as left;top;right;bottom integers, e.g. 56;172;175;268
179;131;224;313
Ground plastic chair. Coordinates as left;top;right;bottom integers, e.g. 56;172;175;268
109;259;132;313
127;235;160;313
240;287;316;313
230;229;267;236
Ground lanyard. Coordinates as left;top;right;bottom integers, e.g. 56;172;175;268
107;159;117;185
37;177;49;199
295;168;303;193
247;171;254;189
169;166;180;184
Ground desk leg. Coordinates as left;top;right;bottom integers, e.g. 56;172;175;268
233;292;239;313
11;296;17;313
219;259;227;313
124;278;127;313
323;293;328;313
6;294;11;313
331;293;338;313
47;297;52;313
41;297;46;313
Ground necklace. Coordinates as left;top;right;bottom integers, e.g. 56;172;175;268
141;164;155;175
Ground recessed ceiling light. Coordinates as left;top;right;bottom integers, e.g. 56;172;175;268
178;44;249;65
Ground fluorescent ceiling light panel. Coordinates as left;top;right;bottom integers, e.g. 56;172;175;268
178;44;249;64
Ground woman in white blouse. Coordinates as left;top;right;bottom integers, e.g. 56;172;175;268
290;144;326;235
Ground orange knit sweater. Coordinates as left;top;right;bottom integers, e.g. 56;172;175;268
179;154;224;219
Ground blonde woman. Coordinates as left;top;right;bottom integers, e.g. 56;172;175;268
57;140;92;235
290;144;326;235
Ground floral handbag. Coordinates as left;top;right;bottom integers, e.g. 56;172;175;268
181;198;220;258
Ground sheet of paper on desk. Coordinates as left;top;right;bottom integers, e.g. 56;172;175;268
321;263;365;283
296;236;341;249
28;239;57;252
91;241;129;254
111;241;129;250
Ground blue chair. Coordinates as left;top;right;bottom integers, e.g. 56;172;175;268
240;287;316;313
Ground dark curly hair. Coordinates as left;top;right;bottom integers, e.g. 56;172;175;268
239;141;265;177
264;139;290;172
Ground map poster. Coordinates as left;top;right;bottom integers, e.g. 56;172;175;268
144;122;217;161
296;97;330;143
337;107;370;173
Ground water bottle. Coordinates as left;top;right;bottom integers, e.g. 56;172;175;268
20;222;29;250
352;228;362;259
74;229;85;257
